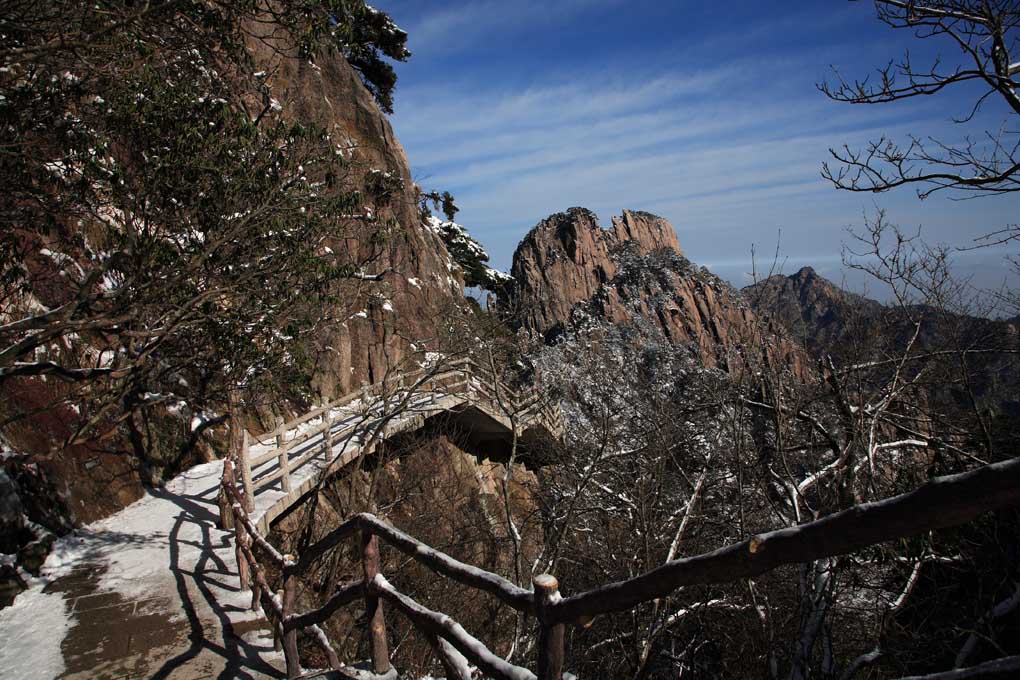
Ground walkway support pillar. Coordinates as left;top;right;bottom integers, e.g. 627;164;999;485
534;573;566;680
361;531;391;674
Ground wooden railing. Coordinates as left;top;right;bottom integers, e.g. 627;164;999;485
222;357;563;534
217;355;1020;679
219;456;1020;679
215;355;567;677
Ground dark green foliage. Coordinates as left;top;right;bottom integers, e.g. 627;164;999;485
321;1;411;113
0;0;403;447
419;189;460;222
418;187;509;291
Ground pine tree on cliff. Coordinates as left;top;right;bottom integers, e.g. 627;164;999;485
0;1;411;450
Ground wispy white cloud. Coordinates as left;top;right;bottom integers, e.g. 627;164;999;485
380;1;1020;296
394;55;935;250
401;0;625;56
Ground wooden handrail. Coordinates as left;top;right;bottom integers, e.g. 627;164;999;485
220;355;566;678
372;574;537;680
548;456;1020;624
244;360;561;497
290;513;535;614
283;581;362;632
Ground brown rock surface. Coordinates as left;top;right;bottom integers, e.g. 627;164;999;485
506;207;804;372
1;30;470;529
246;32;467;397
742;266;883;357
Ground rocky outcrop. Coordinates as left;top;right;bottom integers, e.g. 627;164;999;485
506;208;802;372
508;208;678;336
0;28;472;536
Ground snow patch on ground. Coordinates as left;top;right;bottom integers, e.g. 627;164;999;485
0;586;71;679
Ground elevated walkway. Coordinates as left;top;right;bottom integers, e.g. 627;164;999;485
0;357;561;679
237;358;563;535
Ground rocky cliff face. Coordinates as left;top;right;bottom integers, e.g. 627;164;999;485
506;208;801;372
0;34;470;534
248;36;467;398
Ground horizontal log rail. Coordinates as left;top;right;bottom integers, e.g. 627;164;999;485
222;442;1020;678
372;574;537;680
548;456;1020;624
287;512;535;613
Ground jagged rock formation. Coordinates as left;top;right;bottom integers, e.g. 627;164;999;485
505;207;802;372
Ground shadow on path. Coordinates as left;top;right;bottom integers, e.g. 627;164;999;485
146;486;284;680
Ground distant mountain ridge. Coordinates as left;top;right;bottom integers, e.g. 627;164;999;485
741;266;884;358
743;266;1020;422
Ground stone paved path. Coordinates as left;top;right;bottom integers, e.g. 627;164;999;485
0;369;554;679
0;460;285;679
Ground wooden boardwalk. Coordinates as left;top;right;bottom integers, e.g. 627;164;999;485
0;358;561;679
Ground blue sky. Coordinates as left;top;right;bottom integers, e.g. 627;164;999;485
374;0;1019;302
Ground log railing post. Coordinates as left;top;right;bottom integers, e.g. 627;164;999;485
235;520;251;592
220;454;249;593
361;531;391;674
534;573;566;680
249;556;261;611
282;571;300;679
219;457;236;531
276;416;291;494
240;430;254;514
273;588;284;653
322;410;334;462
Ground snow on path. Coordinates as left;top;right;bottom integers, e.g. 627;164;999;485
0;389;471;679
0;381;542;676
0;459;260;679
0;587;72;678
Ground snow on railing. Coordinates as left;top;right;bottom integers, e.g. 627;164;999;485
216;356;566;678
220;435;1020;679
235;357;562;505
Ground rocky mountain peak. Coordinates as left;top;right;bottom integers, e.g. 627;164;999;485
742;267;880;356
611;209;683;256
504;208;804;373
792;265;817;282
506;208;684;340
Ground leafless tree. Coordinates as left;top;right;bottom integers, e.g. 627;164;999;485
820;1;1020;199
